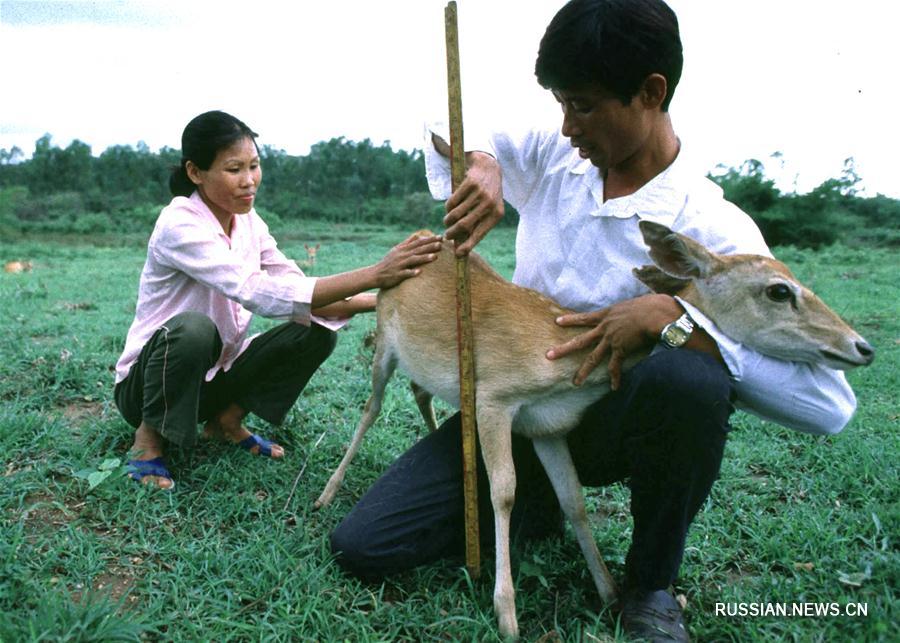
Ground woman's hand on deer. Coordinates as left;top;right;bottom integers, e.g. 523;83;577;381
443;151;505;256
547;294;681;390
372;233;443;289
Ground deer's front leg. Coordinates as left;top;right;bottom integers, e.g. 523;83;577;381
314;345;396;509
476;404;518;640
531;436;617;604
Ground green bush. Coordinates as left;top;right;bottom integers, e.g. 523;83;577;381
113;203;161;233
71;212;114;235
0;186;29;237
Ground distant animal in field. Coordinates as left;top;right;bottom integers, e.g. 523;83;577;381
317;222;874;640
300;243;320;270
4;260;33;274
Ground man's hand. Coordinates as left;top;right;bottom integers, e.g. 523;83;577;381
432;135;504;256
443;151;504;255
546;294;683;390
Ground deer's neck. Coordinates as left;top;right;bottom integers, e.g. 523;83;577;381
672;281;705;315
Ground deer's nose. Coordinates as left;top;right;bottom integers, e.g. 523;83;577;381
856;340;875;364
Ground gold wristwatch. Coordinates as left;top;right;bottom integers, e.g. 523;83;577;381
660;312;695;349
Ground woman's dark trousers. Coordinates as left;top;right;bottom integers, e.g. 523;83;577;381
115;311;337;449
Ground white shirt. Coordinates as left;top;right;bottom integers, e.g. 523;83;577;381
424;125;856;435
115;191;346;383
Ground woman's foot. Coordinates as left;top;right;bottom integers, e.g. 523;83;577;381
129;423;174;489
203;404;285;458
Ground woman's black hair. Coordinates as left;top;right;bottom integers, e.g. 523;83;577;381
169;110;259;197
535;0;683;111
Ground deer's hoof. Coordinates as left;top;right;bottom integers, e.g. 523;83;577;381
498;620;519;641
496;610;519;641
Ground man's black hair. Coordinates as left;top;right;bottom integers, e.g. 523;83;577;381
535;0;683;111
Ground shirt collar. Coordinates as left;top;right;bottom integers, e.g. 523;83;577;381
188;190;243;241
568;141;703;222
188;190;216;223
568;156;593;176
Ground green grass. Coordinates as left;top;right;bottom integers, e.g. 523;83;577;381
0;223;896;642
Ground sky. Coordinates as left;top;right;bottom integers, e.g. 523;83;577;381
1;0;898;197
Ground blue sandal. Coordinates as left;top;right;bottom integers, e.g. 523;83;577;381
127;457;175;489
237;433;280;458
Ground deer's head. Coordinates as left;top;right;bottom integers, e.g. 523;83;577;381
304;243;320;262
635;221;874;370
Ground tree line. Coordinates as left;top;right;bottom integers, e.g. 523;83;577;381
708;157;897;248
1;136;897;248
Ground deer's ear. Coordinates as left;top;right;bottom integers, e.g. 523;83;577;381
638;220;718;279
633;265;691;295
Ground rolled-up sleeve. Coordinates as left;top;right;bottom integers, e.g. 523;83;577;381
423;122;561;211
152;216;317;324
423;122;454;200
424;121;494;200
678;298;857;435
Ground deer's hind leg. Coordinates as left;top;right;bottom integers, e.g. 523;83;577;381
531;436;617;604
410;381;437;434
314;339;397;509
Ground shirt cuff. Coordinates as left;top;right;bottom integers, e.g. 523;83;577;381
311;314;350;331
290;276;317;325
675;296;856;434
675;296;747;380
290;276;351;331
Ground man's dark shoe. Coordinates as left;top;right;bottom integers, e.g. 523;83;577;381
620;588;690;642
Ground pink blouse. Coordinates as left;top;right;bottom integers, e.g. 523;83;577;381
115;192;346;383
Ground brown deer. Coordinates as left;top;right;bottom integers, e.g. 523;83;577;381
300;243;320;270
4;260;33;273
316;221;873;639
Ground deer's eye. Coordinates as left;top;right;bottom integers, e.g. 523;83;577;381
765;283;794;303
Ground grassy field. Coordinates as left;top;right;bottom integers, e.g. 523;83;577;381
0;222;896;642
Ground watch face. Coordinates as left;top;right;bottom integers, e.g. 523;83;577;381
663;325;689;347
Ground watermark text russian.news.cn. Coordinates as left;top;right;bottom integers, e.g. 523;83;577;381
715;602;868;618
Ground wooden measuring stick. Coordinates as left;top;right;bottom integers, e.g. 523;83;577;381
444;0;480;579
